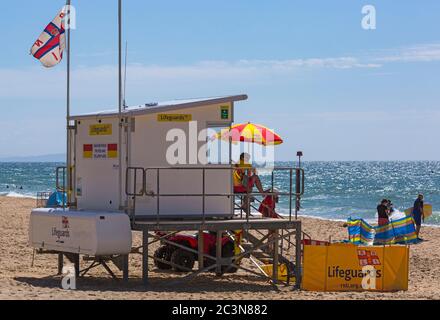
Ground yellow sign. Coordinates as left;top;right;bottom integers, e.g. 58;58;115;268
302;244;409;292
89;124;112;136
157;114;192;122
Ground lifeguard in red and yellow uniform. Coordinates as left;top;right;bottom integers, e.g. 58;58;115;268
233;153;265;194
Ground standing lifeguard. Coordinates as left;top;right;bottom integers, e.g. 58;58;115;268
413;194;425;240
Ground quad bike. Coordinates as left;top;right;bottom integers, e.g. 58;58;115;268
153;231;239;274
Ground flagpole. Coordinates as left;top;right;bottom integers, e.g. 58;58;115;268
66;0;71;208
118;0;123;210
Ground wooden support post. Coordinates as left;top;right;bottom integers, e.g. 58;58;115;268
142;230;149;286
273;230;279;284
57;253;64;275
216;231;222;276
198;230;204;271
295;223;302;289
74;253;80;278
122;254;129;282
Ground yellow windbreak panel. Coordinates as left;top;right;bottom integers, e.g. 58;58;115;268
383;246;409;291
302;245;327;291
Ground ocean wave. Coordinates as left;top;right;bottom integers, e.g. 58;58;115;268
0;192;37;199
255;169;274;176
304;194;331;201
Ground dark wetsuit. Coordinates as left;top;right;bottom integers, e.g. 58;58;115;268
413;199;424;227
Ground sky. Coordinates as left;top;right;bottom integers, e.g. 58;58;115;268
0;0;439;161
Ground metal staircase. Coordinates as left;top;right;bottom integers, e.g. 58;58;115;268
240;229;297;285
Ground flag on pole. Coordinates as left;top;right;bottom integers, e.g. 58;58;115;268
30;9;66;68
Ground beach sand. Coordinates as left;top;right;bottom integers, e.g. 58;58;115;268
0;196;439;300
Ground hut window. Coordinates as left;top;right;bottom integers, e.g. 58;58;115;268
205;126;231;165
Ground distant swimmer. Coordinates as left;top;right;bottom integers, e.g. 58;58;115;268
19;186;23;190
6;185;9;189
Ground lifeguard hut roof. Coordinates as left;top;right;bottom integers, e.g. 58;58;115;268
70;94;248;120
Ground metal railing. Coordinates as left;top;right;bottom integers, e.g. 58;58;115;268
55;166;68;209
126;166;305;225
56;166;67;192
36;192;51;208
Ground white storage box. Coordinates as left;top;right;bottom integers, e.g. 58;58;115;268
29;208;132;256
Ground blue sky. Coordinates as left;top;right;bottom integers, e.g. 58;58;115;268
1;0;439;160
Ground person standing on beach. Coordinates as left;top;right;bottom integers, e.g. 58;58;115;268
377;199;390;226
413;194;425;240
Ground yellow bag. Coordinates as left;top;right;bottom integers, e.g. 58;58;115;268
261;264;295;282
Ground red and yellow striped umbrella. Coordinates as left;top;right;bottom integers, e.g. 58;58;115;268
216;123;283;146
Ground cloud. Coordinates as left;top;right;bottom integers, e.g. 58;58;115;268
0;67;65;99
1;42;439;100
0;56;380;100
375;43;440;63
199;57;381;70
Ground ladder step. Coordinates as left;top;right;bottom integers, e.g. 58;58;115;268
258;258;273;264
241;243;254;251
251;251;271;259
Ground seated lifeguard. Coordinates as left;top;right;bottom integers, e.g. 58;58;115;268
233;153;266;195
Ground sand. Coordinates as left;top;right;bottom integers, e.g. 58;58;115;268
0;196;439;300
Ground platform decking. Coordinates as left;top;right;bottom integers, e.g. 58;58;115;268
127;217;303;288
132;217;301;232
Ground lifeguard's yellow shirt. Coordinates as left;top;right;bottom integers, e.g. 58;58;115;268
233;161;252;187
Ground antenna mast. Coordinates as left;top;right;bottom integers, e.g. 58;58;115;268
123;41;128;109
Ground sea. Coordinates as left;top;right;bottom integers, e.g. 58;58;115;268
0;161;439;226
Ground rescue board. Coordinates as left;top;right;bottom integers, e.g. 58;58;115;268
404;203;433;219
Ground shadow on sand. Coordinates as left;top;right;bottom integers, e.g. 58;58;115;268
14;273;281;293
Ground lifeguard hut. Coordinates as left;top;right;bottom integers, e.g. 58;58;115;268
29;94;305;287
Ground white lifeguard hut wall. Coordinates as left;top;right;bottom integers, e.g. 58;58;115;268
29;95;247;256
71;95;248;219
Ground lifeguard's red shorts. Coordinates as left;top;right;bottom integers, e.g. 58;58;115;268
234;185;248;193
234;178;255;194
